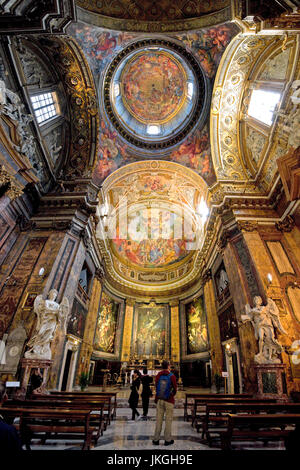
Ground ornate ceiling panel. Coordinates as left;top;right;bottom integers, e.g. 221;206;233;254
76;0;231;33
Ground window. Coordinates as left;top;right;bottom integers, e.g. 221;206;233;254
248;89;280;126
147;124;160;135
30;92;58;124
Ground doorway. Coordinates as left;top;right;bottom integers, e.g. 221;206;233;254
61;349;72;391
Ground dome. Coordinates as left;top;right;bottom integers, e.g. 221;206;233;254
103;38;210;151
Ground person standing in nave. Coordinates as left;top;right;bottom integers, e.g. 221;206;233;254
140;368;153;420
0;382;23;450
128;369;141;420
153;360;177;446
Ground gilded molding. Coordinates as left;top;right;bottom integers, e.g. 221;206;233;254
0;164;23;200
77;5;232;33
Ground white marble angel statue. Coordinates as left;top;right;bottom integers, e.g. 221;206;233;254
241;296;287;364
25;289;69;360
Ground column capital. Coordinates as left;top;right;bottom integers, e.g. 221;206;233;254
237;220;258;232
275;215;295;233
202;268;212;284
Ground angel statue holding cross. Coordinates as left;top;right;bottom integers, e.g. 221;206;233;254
25;289;69;360
242;296;287;364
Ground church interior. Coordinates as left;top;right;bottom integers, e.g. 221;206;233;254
0;0;300;451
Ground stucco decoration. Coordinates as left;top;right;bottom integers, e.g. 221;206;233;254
211;35;275;181
33;35;99;180
246;128;267;165
259;47;291;81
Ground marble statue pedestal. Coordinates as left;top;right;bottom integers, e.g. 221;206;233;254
20;358;53;398
254;364;288;401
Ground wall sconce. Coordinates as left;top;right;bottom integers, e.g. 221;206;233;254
225;343;233;357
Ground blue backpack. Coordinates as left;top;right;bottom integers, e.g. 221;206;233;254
157;373;173;400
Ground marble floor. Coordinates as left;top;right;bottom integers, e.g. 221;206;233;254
25;386;285;451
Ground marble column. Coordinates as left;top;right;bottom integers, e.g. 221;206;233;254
170;301;180;363
121;299;135;362
76;270;103;382
203;270;223;377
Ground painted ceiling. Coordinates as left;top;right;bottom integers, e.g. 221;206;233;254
121;51;186;124
66;18;240;293
75;0;231;22
67;21;240;188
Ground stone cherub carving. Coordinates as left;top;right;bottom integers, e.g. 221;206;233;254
25;289;69;360
241;296;287;364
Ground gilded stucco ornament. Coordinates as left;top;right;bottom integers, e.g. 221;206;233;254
34;36;99;181
211;34;273;182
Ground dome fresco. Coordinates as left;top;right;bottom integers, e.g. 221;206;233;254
121;51;186;124
104;39;208;149
67;21;240;185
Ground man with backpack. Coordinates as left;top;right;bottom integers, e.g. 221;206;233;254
152;360;177;446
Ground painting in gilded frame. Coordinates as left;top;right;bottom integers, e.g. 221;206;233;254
94;291;119;354
67;298;87;339
133;304;169;357
185;297;209;354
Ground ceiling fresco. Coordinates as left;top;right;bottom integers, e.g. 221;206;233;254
67;21;240;187
111;207;193;268
76;0;231;22
121;50;186;124
96;160;209;295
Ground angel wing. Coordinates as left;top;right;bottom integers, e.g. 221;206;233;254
267;297;287;335
33;295;44;334
58;296;70;335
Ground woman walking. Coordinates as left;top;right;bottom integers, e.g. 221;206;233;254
128;369;141;420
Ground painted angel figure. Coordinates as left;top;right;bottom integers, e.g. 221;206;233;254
241;296;287;364
25;289;69;360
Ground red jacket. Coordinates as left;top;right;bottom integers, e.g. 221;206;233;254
155;369;177;405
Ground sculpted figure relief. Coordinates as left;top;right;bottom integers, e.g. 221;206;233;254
242;296;287;364
25;289;70;360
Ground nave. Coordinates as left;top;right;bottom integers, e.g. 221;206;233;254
15;387;287;451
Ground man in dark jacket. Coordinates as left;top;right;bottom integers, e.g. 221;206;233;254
140;368;153;419
0;382;23;450
153;360;177;446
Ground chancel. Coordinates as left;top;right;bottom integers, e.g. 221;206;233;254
0;0;300;451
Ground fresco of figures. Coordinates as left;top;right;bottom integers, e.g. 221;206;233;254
134;304;168;356
67;22;240;186
111;208;193;268
186;296;209;354
122;52;185;123
94;292;119;354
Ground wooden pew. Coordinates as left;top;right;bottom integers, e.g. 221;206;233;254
32;394;113;426
191;397;274;427
1;407;94;450
220;413;300;450
5;399;107;442
48;391;118;420
200;402;300;446
184;394;253;422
